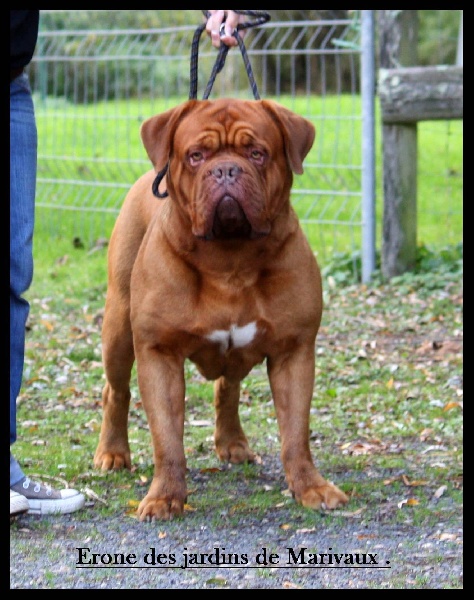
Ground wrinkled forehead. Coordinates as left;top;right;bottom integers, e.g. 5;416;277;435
174;101;280;151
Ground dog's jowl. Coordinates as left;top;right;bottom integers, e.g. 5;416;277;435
94;98;349;520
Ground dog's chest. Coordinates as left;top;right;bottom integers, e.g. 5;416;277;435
189;319;270;381
205;322;258;353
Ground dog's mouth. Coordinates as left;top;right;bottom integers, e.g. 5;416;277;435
194;194;270;241
211;195;252;240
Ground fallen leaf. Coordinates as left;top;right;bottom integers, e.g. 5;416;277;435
331;507;365;518
416;340;462;357
283;581;302;589
280;523;291;530
397;498;419;508
419;428;434;441
229;503;246;515
443;401;462;412
438;532;458;542
433;485;448;499
158;531;167;539
83;487;108;505
341;440;387;455
206;576;227;586
40;319;54;331
402;474;429;487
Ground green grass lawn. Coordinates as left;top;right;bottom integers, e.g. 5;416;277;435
17;241;462;530
33;94;463;267
13;91;463;534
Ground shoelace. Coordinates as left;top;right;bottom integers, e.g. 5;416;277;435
22;477;53;496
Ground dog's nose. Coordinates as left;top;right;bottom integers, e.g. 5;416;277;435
211;162;243;184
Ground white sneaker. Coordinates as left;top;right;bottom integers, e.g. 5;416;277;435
10;490;30;517
10;477;85;516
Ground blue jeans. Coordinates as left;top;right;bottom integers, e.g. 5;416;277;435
10;72;37;486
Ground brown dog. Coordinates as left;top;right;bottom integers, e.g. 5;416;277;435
94;98;349;520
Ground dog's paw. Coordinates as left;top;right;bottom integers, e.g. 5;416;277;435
215;439;255;464
93;448;131;471
137;496;185;521
297;482;349;510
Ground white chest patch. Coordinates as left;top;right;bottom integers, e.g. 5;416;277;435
206;322;257;353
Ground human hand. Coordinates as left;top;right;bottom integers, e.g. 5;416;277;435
205;10;247;48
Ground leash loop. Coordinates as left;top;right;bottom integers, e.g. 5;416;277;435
190;10;270;101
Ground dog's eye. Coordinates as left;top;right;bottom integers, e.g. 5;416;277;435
250;149;265;164
189;151;204;166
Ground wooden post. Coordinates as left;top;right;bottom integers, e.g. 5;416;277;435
378;10;418;278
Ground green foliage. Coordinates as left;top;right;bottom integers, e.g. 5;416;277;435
321;242;463;287
416;242;463;273
417;10;461;65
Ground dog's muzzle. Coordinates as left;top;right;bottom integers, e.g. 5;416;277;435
195;160;271;241
212;195;252;239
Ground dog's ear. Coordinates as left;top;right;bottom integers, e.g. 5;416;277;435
261;100;316;175
140;100;199;171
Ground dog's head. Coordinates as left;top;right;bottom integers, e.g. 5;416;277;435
140;98;315;241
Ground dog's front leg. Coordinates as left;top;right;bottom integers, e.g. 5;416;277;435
267;345;349;510
135;348;187;521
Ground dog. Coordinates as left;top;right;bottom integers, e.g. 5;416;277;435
93;98;349;520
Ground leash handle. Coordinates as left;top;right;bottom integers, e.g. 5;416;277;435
189;10;270;100
201;9;271;32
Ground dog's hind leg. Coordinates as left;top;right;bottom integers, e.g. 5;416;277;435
94;294;135;471
213;376;255;463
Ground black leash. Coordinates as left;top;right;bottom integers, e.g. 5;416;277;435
190;10;271;100
153;10;270;198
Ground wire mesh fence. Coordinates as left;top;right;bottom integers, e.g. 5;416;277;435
30;10;366;274
29;10;462;278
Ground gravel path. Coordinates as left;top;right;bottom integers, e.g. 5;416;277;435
10;507;463;589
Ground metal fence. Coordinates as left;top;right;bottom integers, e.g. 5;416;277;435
30;10;372;278
28;11;464;281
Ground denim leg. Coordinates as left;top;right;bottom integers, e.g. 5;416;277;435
10;452;25;487
10;73;37;461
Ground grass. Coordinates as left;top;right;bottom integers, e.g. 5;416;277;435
12;233;463;534
33;93;463;262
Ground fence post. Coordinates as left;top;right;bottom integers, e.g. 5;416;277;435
378;10;419;279
361;10;376;283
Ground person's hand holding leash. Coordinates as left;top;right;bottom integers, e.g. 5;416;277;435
205;10;247;47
